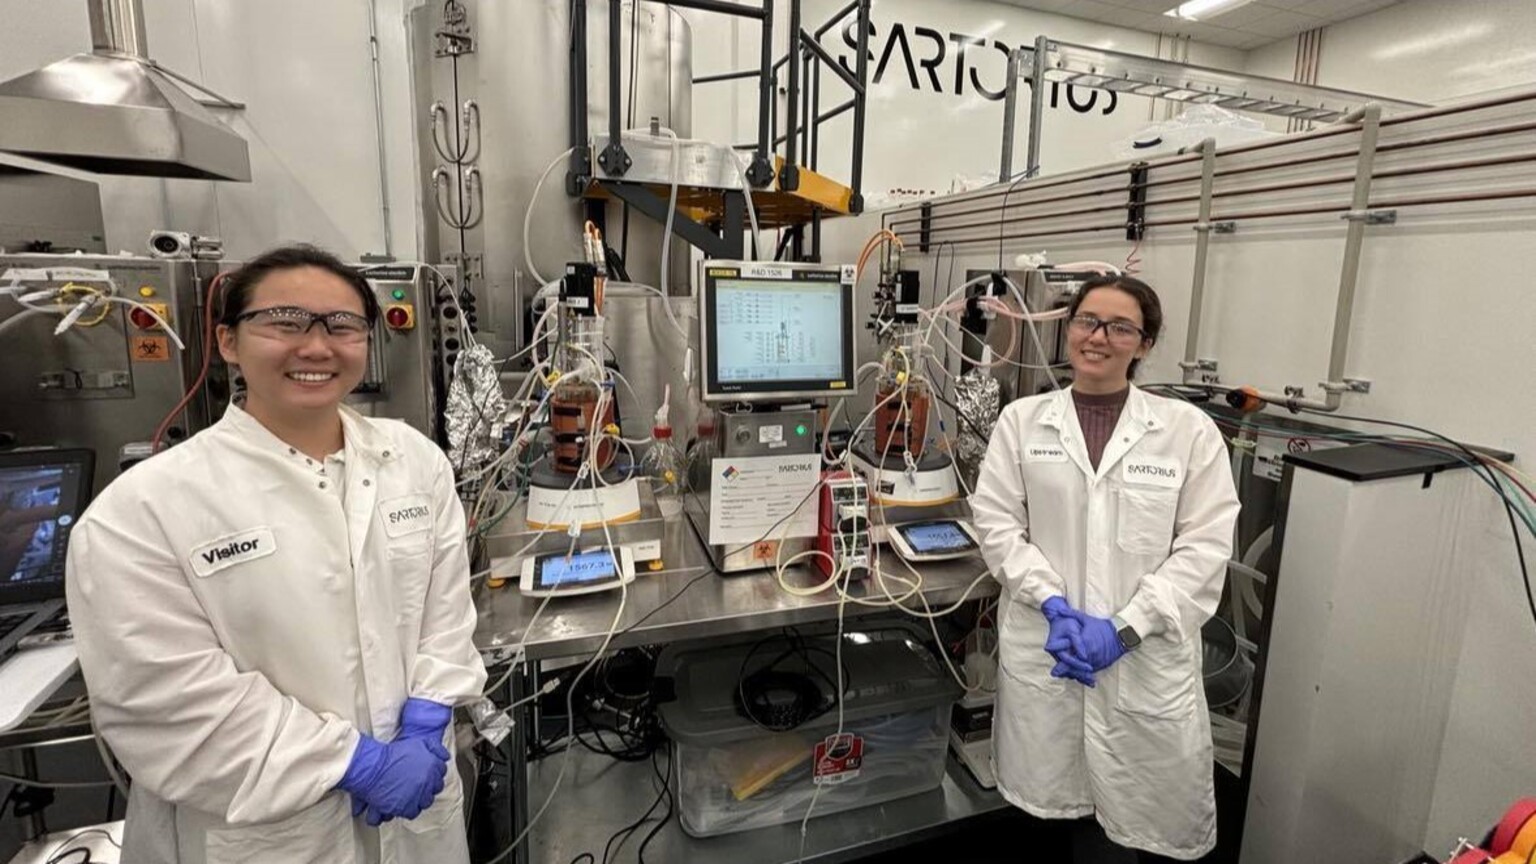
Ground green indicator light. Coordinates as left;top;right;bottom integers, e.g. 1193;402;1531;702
796;424;807;436
392;289;406;300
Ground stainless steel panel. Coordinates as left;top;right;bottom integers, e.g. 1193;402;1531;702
475;519;999;663
408;0;693;364
0;254;223;492
0;167;105;254
592;132;743;189
347;264;452;439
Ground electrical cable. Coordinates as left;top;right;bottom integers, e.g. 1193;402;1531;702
151;272;227;452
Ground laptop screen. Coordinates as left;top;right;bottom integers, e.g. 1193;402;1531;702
1;450;94;603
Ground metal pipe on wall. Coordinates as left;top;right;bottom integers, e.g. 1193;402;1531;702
999;48;1020;183
887;89;1536;231
1181;138;1218;383
366;0;393;256
88;0;148;56
1313;103;1384;410
1025;34;1047;180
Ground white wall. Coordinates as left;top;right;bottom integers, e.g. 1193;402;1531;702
1239;0;1536;854
873;2;1536;852
684;0;1245;206
0;0;424;262
1246;0;1536;104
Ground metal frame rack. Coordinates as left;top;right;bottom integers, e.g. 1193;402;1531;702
566;0;871;263
997;35;1428;183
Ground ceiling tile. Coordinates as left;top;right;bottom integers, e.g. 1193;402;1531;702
1244;8;1327;36
1011;0;1086;13
1160;19;1253;47
1063;0;1135;23
1104;0;1182;13
1199;3;1281;28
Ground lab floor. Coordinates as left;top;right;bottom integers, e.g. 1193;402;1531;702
850;767;1244;864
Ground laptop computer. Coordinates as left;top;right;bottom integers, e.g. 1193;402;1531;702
0;448;95;663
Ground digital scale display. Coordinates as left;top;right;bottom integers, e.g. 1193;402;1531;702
888;519;979;562
536;549;620;589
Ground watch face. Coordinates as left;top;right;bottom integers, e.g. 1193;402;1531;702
1117;626;1141;650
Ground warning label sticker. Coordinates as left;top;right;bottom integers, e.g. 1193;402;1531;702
812;734;864;786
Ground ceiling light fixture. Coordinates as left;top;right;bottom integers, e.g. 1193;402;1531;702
1163;0;1255;21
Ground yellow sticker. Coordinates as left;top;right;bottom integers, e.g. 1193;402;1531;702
829;380;848;389
707;268;739;277
131;336;170;362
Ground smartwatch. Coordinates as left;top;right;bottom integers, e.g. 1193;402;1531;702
1112;615;1142;652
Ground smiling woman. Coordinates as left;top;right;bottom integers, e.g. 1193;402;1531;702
969;272;1238;861
64;243;488;864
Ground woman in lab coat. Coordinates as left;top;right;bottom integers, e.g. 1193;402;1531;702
65;245;487;864
970;275;1239;862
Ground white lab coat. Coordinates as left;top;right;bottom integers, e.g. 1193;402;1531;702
65;404;488;864
970;385;1239;860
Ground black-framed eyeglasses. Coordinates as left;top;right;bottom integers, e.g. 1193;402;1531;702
1068;314;1147;345
235;306;372;343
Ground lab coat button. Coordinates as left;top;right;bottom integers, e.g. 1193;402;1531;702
318;481;328;490
363;479;371;487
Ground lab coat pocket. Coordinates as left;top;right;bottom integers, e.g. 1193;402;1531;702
1115;639;1198;721
400;767;464;835
204;794;348;864
1117;487;1177;556
998;597;1066;695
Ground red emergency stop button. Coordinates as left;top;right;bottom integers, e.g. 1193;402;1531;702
129;303;169;330
384;304;415;330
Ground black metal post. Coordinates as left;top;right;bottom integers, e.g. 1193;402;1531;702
566;0;591;195
721;191;746;259
800;28;862;95
598;0;631;177
850;0;870;212
811;55;822;171
746;0;776;187
814;0;858;40
783;0;802;191
800;47;812;178
693;68;760;84
641;0;765;18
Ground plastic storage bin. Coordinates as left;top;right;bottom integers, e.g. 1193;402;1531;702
656;626;961;837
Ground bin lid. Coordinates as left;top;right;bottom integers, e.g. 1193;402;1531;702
656;626;961;746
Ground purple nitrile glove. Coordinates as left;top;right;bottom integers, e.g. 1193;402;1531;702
338;735;449;826
350;698;455;823
397;698;453;744
1041;596;1096;687
1065;608;1128;673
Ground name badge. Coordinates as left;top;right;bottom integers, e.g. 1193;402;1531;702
1122;457;1182;489
190;528;276;577
1024;445;1068;463
380;494;433;538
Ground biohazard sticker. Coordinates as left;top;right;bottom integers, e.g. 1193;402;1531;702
131;336;170;362
812;733;863;785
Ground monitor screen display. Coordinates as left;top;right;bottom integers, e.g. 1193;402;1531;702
700;262;855;401
1;460;87;590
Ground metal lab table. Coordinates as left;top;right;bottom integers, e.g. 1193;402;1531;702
473;520;1004;864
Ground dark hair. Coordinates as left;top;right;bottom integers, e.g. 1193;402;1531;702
219;244;379;327
1067;274;1163;379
